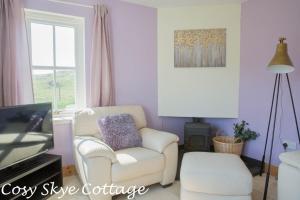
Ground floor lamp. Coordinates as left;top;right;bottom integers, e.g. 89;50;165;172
259;37;300;200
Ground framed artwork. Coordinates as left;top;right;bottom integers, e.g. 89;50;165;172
174;28;226;68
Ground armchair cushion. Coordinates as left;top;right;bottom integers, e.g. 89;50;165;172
74;136;117;163
112;147;164;182
97;114;142;151
279;151;300;170
73;106;147;139
140;128;179;153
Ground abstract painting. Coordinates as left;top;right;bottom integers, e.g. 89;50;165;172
174;28;226;68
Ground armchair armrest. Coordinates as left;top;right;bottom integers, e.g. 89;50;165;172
140;128;179;153
74;136;117;163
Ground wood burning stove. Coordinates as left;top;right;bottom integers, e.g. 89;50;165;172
184;122;211;152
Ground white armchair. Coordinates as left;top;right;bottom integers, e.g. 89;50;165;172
72;105;179;200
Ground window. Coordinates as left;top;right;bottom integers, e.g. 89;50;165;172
25;10;85;112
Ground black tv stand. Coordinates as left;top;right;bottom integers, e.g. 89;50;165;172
0;154;63;200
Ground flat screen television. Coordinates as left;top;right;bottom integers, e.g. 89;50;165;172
0;103;54;170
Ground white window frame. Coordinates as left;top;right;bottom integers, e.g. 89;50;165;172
25;9;86;113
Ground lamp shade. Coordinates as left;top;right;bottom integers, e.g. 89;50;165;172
268;37;294;74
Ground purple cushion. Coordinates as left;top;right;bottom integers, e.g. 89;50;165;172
97;114;142;151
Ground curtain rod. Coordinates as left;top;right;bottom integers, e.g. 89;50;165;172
48;0;94;9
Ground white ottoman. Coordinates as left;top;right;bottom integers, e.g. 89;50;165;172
278;151;300;200
180;152;252;200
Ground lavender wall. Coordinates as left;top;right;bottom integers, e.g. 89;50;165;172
23;0;300;166
206;0;300;165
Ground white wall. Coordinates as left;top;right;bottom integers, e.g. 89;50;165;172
158;4;241;118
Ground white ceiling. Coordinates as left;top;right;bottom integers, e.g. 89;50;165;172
121;0;247;8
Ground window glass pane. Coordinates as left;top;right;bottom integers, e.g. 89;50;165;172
31;23;54;66
32;70;54;104
55;26;75;67
56;70;75;109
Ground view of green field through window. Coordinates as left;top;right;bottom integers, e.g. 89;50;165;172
29;21;76;110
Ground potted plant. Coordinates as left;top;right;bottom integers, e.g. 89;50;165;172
213;120;259;155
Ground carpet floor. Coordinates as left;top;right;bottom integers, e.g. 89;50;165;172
49;174;277;200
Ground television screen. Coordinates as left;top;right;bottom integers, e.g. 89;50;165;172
0;103;54;170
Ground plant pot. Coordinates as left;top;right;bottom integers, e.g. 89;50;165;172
213;136;244;156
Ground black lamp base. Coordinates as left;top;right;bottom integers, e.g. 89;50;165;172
260;74;300;200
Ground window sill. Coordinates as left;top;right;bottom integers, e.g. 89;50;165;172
53;116;73;125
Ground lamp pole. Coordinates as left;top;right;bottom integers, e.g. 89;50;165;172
286;74;300;143
262;74;280;200
259;74;278;176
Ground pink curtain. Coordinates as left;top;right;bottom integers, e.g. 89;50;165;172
0;0;33;106
89;5;114;107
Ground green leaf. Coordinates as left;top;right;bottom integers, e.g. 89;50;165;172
233;120;259;142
